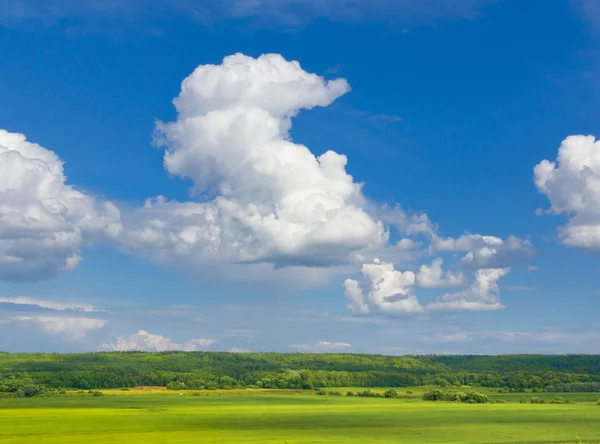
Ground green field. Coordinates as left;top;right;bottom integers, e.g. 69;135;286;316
0;389;598;443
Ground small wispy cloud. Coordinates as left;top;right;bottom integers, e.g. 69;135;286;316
9;316;107;338
101;330;217;352
291;341;351;353
372;113;403;123
228;346;251;353
0;296;100;312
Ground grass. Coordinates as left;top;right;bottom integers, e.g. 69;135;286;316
0;389;598;443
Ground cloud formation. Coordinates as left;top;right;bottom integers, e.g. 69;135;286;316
10;315;107;338
535;135;600;250
292;340;351;352
416;258;465;288
345;259;509;314
116;53;384;278
0;296;99;312
431;233;533;269
427;267;509;312
0;129;121;281
344;259;423;315
101;330;216;352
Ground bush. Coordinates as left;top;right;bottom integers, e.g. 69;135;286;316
166;382;186;391
120;388;130;391
357;390;382;398
521;396;545;404
405;390;413;395
423;390;489;404
92;391;103;397
346;391;355;396
315;389;328;396
549;396;572;404
384;389;400;399
422;390;445;401
464;391;490;404
328;391;342;396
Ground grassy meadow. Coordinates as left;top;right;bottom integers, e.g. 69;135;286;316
0;388;598;443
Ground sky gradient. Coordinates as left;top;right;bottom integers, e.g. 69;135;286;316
0;0;599;354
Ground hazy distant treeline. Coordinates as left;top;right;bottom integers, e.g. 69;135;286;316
0;352;598;394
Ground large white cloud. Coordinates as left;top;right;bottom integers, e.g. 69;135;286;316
116;54;384;277
101;330;216;352
0;129;121;281
535;135;600;249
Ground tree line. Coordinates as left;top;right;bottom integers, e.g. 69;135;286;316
0;352;598;396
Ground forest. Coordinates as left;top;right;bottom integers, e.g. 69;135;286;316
1;352;599;397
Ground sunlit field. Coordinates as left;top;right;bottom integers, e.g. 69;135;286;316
0;388;598;443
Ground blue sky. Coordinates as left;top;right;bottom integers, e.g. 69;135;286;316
0;0;599;354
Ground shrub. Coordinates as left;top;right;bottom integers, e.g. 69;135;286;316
346;391;355;397
328;391;342;396
522;396;545;404
166;381;186;391
422;390;445;401
464;391;490;404
315;389;328;396
384;389;400;399
120;388;130;391
549;396;572;404
92;391;103;397
405;390;413;395
358;390;372;397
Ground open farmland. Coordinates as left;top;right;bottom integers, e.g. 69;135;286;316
0;390;599;444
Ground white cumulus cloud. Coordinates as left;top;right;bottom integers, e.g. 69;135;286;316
344;259;423;315
415;257;464;288
101;330;216;352
535;135;600;250
427;267;509;312
431;233;533;269
115;54;385;280
0;129;121;281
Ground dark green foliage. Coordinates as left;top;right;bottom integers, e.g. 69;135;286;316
549;396;572;404
521;396;545;404
383;389;400;398
423;390;490;404
0;352;598;393
422;390;445;401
